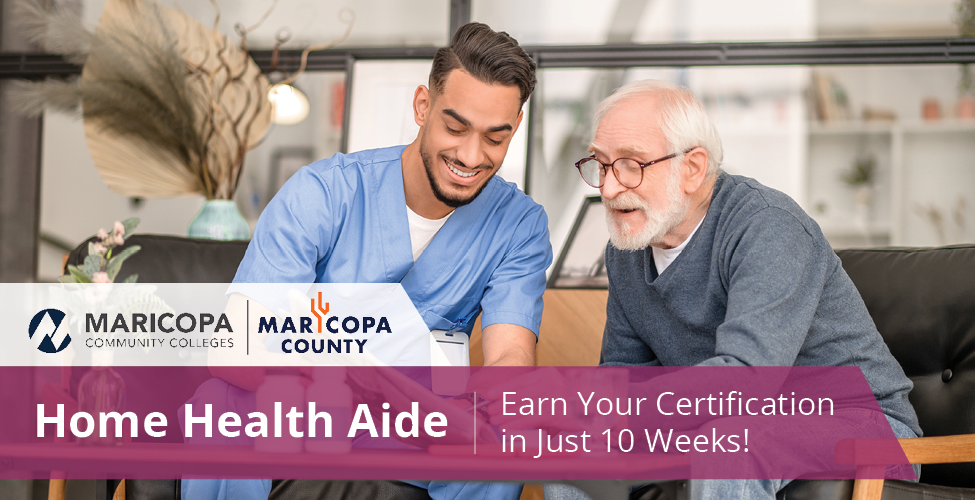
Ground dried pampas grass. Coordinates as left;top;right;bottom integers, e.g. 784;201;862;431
10;79;84;116
12;0;271;200
16;0;92;65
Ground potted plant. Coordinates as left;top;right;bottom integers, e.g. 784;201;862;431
841;155;877;235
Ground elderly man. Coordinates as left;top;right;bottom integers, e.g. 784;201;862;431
189;22;550;500
563;79;921;499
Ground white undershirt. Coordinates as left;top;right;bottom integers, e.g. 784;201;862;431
652;216;705;276
406;206;453;261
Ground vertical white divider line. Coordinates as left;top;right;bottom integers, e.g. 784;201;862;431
474;391;477;455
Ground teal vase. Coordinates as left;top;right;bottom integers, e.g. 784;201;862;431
188;200;250;240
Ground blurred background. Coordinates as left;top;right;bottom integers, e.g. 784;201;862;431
2;0;974;281
2;1;975;498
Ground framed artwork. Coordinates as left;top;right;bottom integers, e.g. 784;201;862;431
547;195;610;289
268;147;315;201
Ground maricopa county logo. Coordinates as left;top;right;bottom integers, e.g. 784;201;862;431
259;292;388;354
29;309;71;354
310;291;330;332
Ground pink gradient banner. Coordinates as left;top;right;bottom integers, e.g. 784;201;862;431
0;366;913;480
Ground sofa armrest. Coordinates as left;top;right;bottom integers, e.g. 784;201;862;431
897;434;975;464
837;434;975;465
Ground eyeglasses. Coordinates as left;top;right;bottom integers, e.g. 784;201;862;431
575;148;695;189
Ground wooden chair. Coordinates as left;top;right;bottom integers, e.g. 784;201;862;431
47;479;124;500
840;434;975;500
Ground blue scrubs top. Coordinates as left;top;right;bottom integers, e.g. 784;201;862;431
195;146;542;500
234;145;552;337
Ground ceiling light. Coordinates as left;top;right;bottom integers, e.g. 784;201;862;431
268;83;310;125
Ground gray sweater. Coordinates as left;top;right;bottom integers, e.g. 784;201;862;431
600;172;921;435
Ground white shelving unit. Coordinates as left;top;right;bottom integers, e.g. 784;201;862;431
806;119;975;248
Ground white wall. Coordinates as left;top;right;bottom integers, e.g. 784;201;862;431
80;0;449;48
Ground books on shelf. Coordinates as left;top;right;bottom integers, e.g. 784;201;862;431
811;72;853;122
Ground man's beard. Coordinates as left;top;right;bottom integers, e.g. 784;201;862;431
419;132;494;208
603;166;690;251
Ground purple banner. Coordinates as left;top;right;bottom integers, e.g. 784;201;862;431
0;366;913;480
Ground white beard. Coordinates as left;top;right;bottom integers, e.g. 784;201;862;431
604;168;690;251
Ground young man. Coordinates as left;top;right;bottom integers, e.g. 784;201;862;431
233;22;547;369
190;23;551;500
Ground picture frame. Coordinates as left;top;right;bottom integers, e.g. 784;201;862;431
268;147;315;202
547;195;610;289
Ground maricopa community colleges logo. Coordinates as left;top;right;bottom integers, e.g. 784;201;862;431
29;309;71;354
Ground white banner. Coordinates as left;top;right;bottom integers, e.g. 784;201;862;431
2;283;433;367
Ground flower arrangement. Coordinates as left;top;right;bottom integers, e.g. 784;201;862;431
53;217;175;353
60;218;141;284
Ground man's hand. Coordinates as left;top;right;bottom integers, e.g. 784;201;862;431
465;323;537;410
480;323;536;367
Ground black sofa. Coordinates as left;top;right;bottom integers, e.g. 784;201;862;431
776;245;975;500
66;234;250;284
65;237;975;499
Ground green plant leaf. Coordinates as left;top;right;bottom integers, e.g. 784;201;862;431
106;245;140;280
83;254;102;276
88;241;97;258
114;244;140;260
58;274;77;283
123;273;139;283
122;217;140;235
67;264;91;283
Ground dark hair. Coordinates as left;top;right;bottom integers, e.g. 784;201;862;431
429;23;536;105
